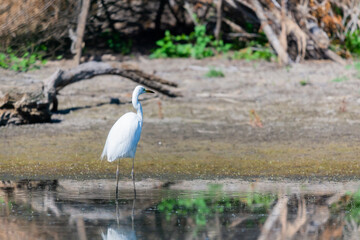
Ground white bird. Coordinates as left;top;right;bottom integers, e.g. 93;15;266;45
101;227;136;240
101;85;154;198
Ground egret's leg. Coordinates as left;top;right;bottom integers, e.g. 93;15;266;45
131;158;136;198
131;198;136;231
116;159;120;200
116;199;120;225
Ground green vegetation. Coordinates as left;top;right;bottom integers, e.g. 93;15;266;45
157;185;276;227
205;68;225;78
332;76;349;82
246;192;277;214
101;31;132;54
244;192;276;224
345;30;360;57
157;185;232;226
354;61;360;70
333;30;360;58
345;189;360;224
331;189;360;225
233;41;276;61
150;25;276;61
150;25;232;59
0;46;47;72
343;61;360;79
354;61;360;79
299;80;309;86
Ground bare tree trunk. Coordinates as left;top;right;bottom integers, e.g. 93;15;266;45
155;0;167;31
215;0;223;40
73;0;91;65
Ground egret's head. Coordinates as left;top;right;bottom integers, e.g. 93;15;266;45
134;85;154;96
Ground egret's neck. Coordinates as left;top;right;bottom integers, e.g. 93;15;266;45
132;93;143;122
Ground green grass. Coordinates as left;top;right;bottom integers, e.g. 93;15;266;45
344;61;360;79
332;76;349;82
354;61;360;79
205;68;225;78
232;41;276;62
299;80;309;86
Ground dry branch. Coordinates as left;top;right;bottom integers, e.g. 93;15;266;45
184;1;199;25
323;49;347;65
73;0;91;65
252;0;290;65
223;0;346;63
215;0;224;40
0;61;180;126
223;18;261;39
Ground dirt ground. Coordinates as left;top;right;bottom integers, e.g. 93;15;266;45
0;57;360;180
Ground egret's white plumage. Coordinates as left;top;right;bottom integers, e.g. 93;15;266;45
101;111;142;161
101;85;154;198
101;227;136;240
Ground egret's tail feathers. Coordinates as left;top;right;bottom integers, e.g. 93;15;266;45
101;145;107;161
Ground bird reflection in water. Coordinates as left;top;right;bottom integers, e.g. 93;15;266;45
103;197;137;240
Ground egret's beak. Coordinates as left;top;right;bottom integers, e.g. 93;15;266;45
145;89;155;93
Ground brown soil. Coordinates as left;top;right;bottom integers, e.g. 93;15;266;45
1;57;360;180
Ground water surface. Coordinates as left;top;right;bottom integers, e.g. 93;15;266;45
0;180;359;239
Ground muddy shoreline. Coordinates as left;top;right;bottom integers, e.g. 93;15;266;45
1;58;360;180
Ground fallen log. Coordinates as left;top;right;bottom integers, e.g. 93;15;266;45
0;61;180;126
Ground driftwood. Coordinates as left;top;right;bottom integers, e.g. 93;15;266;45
0;90;51;126
0;61;180;126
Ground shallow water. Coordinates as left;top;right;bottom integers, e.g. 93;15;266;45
0;180;359;240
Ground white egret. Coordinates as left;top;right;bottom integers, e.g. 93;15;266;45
101;85;154;198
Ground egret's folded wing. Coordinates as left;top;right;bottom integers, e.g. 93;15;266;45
102;112;142;161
